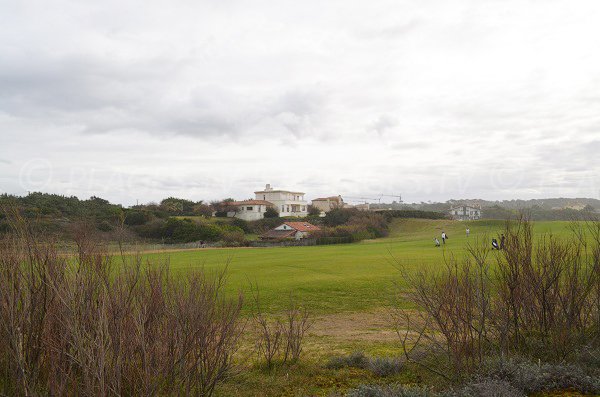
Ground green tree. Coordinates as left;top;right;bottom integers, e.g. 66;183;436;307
263;207;279;218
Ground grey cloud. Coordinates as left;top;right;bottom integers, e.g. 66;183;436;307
371;115;397;136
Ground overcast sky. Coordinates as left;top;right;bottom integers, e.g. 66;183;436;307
1;0;599;206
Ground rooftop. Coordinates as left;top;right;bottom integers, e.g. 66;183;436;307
225;200;274;206
282;222;321;232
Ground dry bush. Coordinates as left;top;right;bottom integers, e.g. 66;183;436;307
394;217;600;380
0;210;243;396
251;286;283;369
250;286;312;368
282;293;313;363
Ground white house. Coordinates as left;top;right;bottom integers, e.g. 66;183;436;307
261;221;321;240
225;200;274;221
311;196;344;215
449;205;482;221
254;184;308;217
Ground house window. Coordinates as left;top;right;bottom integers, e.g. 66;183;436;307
281;205;285;212
246;206;253;211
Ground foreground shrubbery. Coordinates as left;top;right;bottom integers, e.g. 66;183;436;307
326;352;403;377
344;356;600;396
352;217;600;396
394;218;600;377
0;214;244;396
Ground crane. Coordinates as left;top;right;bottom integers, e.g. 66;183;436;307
343;196;382;204
380;194;402;203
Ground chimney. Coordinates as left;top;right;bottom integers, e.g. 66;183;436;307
265;184;272;191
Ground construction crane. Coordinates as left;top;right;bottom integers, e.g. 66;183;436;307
380;194;403;203
343;196;382;204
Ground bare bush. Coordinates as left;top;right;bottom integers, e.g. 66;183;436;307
251;286;283;369
394;217;600;381
0;210;243;396
251;286;312;368
282;293;313;362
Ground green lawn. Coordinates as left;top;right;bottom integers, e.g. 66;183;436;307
138;219;583;396
143;219;576;314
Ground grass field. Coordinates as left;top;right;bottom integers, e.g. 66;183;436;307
143;218;576;314
131;219;595;395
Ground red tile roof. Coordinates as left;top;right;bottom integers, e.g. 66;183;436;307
260;229;296;240
225;200;274;206
283;222;321;232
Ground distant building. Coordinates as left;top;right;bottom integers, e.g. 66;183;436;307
254;184;308;217
449;205;482;221
225;200;274;221
260;221;321;240
311;195;344;214
221;184;308;221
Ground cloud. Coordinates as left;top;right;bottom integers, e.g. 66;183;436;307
371;115;398;136
1;0;600;204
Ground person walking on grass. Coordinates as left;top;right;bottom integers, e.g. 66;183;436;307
466;228;470;237
441;231;447;244
434;237;440;247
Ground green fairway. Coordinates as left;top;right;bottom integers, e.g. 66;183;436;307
143;219;577;314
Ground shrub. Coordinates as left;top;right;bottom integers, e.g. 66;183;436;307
0;213;244;396
326;353;403;377
97;220;113;232
441;380;523;397
221;229;246;247
394;217;600;378
482;358;600;395
124;210;151;225
347;384;435;397
323;208;358;227
369;357;404;377
135;218;224;243
264;207;279;218
231;217;251;233
326;352;369;369
251;287;312;369
307;205;321;216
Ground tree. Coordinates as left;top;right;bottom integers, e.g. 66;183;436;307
264;207;279;218
323;208;357;227
160;197;197;215
307;205;321;216
193;203;213;218
124;210;150;226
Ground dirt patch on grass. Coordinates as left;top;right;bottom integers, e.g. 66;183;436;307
309;309;400;343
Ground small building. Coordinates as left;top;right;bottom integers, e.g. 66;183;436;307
254;184;308;217
225;200;274;221
449;205;482;221
311;195;344;215
261;221;321;241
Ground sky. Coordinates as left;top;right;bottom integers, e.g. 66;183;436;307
1;0;599;206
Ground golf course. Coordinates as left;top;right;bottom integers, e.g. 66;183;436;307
144;218;575;314
136;218;586;396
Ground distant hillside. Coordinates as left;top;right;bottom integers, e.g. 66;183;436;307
392;197;599;221
447;197;600;211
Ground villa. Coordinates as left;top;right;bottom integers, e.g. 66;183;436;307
224;184;308;221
